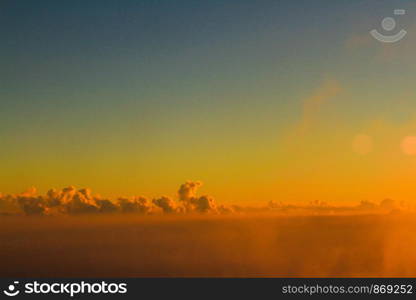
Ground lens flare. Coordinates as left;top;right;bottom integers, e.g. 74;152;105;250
401;136;416;155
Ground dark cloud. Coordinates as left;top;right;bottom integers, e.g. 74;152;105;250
117;196;152;214
177;181;219;213
152;196;179;214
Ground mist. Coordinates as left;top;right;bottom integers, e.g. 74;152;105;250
1;213;415;277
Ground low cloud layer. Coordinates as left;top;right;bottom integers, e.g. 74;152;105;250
266;198;410;215
0;181;235;216
0;181;411;216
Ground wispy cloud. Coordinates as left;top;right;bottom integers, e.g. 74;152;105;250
296;79;342;136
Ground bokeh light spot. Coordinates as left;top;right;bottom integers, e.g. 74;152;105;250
401;136;416;155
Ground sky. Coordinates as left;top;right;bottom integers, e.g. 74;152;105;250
1;0;416;204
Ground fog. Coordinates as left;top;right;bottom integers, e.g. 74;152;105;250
1;214;415;277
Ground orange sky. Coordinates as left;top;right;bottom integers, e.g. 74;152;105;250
2;1;416;205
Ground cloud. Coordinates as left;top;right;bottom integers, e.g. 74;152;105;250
189;195;218;213
0;180;231;216
264;198;410;215
178;181;202;202
118;196;152;214
152;196;179;214
177;181;219;213
0;181;412;216
17;196;46;216
283;78;342;149
296;79;342;136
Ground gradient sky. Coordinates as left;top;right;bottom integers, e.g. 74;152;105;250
1;0;416;204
